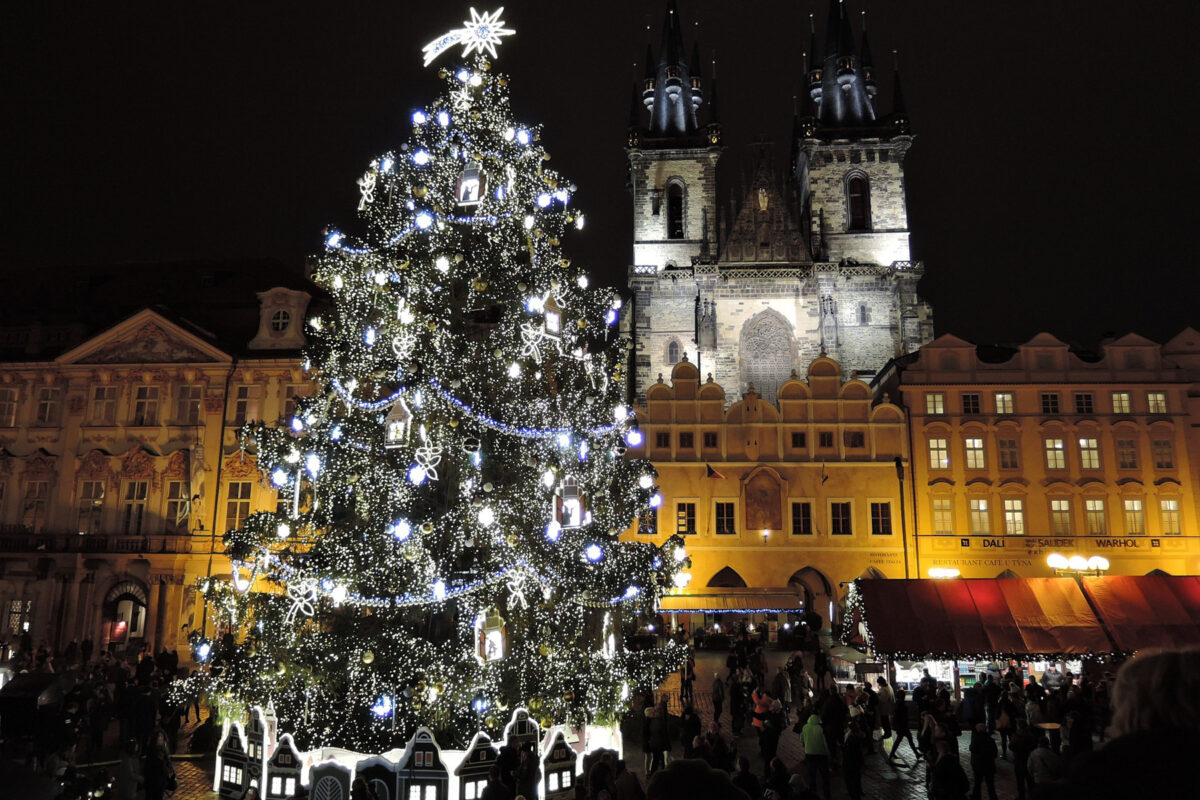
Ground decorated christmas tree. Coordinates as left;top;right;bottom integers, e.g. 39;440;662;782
186;8;687;751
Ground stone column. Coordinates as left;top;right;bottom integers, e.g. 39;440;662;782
163;581;185;653
145;579;161;653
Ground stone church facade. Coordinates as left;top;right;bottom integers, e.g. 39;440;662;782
625;0;933;405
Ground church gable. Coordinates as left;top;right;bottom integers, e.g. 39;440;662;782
719;144;809;265
58;309;231;365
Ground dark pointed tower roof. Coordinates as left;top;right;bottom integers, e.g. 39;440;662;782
808;0;878;131
890;50;910;133
709;53;721;124
641;0;705;141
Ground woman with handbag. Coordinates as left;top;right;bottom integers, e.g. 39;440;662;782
143;728;175;800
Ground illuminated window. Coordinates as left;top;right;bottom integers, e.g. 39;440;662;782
7;599;32;636
998;438;1019;469
131;386;159;426
90;385;118;425
1044;438;1066;470
1117;438;1138;469
77;480;105;535
932;498;953;535
1050;499;1072;535
35;387;60;425
1147;391;1167;414
994;392;1014;415
1153;439;1175;469
1078;438;1100;470
1160;499;1181;535
176;385;202;425
870;502;892;535
676;502;696;534
1084;499;1106;535
1123;499;1145;535
1040;393;1060;415
925;392;945;415
1112;391;1131;414
1074;393;1094;415
928;438;949;470
666;183;684;239
0;388;16;427
121;481;148;535
715;501;736;535
961;393;981;414
830;502;853;535
1003;499;1025;535
969;498;989;534
791;501;813;535
847;175;870;231
226;482;252;532
965;438;986;469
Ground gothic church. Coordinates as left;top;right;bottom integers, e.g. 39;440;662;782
626;0;933;403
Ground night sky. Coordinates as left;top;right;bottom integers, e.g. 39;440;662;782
5;1;1199;347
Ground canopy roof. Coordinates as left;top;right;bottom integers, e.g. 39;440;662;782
1080;575;1200;652
852;577;1112;660
659;590;803;612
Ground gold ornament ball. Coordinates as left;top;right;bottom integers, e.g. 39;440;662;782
577;319;587;329
538;644;550;656
497;76;507;85
421;521;435;533
414;185;428;198
276;663;286;676
361;650;375;664
448;419;459;428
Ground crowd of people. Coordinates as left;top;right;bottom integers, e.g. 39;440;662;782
1;636;216;800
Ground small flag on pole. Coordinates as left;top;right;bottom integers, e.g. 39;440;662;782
705;463;726;479
820;462;829;485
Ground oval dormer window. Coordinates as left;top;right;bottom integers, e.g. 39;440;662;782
271;310;291;332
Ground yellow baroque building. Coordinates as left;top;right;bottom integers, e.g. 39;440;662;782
621;355;913;630
0;265;311;660
875;331;1200;579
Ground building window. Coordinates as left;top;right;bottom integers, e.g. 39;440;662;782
270;309;291;332
282;383;310;422
1160;499;1181;535
844;431;865;448
1153;439;1175;469
1040;393;1060;415
1112;391;1131;414
1147;391;1167;414
1003;499;1025;535
667;340;681;365
7;599;32;636
35;387;61;425
1123;499;1145;535
870;502;892;535
961;393;981;415
0;388;16;427
23;481;49;532
226;481;252;532
655;431;670;448
666;183;684;239
791;502;813;535
177;385;202;425
679;432;694;449
232;385;262;426
847;175;870;231
791;432;806;448
1079;438;1101;470
131;386;159;426
676;502;696;534
859;304;868;325
964;438;986;470
1044;438;1066;470
932;498;953;535
830;501;852;535
818;431;834;448
77;481;105;535
925;393;946;415
928;438;949;470
1085;499;1106;535
165;480;188;534
90;386;118;425
1117;438;1139;469
998;438;1019;469
1074;393;1094;415
969;498;989;535
121;481;149;535
715;501;736;535
703;431;718;448
637;507;657;535
1050;499;1072;535
994;392;1014;415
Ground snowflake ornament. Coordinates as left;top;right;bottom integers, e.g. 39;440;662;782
284;578;318;624
413;425;443;482
422;7;515;67
357;170;376;210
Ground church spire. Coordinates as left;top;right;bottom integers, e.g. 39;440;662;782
813;0;876;129
890;50;910;134
643;0;702;138
860;11;877;101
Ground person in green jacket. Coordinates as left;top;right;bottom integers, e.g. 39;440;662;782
801;714;831;800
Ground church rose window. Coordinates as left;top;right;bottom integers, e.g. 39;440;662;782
740;311;794;404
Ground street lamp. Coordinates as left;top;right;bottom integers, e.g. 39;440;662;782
928;567;961;579
1046;552;1110;577
761;528;769;545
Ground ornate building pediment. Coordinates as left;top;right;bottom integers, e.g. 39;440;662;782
57;309;231;366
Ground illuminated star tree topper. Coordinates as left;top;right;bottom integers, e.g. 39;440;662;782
422;7;515;67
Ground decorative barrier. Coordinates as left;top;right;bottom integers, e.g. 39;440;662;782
214;706;622;800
